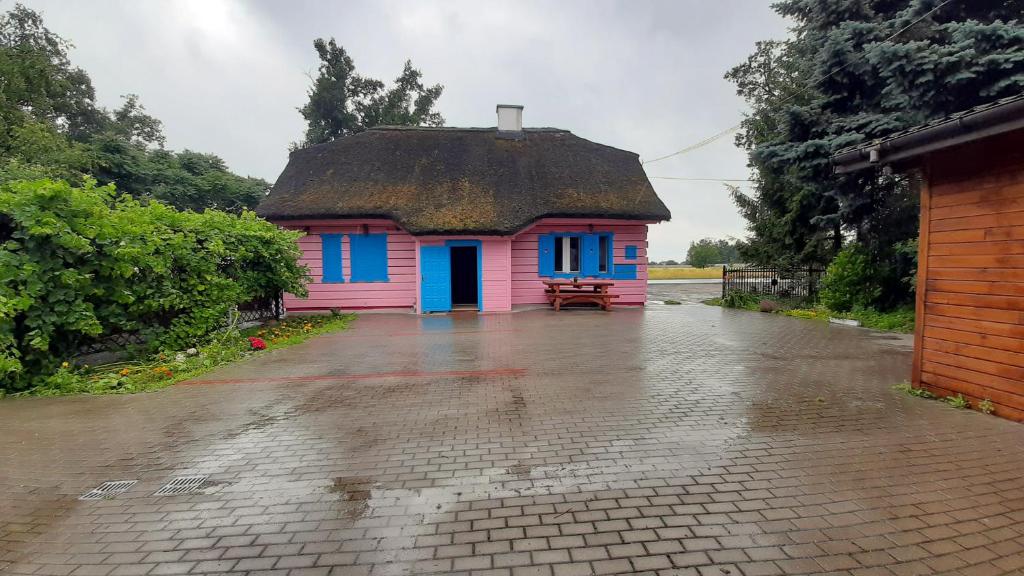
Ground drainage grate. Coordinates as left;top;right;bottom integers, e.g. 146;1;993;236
79;480;137;500
152;475;209;496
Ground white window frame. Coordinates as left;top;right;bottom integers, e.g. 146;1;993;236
554;235;580;274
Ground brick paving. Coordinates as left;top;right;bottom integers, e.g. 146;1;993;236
2;304;1024;576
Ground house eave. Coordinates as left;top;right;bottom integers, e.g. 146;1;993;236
262;211;670;237
832;95;1024;174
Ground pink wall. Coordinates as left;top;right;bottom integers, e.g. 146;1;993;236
414;236;512;313
277;219;416;311
511;219;650;306
276;217;650;312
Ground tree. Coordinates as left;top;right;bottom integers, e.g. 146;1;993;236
0;3;105;147
727;0;1024;306
295;38;444;148
714;238;742;264
0;4;269;212
108;94;165;148
687;239;720;269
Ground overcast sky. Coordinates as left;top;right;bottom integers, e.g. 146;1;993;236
23;0;790;260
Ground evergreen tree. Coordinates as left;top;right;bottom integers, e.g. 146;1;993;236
727;0;1024;306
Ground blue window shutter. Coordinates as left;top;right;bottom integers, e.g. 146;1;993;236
321;234;343;283
581;234;599;277
625;245;638;260
538;234;555;277
612;264;638;280
350;233;389;282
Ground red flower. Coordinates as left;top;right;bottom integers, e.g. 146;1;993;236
247;336;267;350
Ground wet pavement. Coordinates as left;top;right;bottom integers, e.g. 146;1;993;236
645;283;720;305
2;304;1024;576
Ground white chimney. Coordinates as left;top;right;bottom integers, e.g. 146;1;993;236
496;104;523;133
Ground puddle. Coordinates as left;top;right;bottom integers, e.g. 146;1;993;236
507;463;533;479
328;476;380;519
328;476;378;496
198;478;232;493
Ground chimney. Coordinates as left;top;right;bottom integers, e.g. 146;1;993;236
496;104;523;135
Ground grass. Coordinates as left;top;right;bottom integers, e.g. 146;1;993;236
893;381;998;415
17;312;355;397
779;306;914;333
648;266;721;280
705;294;915;334
840;307;915;333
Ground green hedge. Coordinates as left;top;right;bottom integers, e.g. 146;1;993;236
819;246;881;312
0;178;309;391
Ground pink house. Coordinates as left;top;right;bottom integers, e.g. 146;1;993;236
256;105;670;313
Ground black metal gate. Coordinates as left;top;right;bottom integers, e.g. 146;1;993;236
722;265;825;301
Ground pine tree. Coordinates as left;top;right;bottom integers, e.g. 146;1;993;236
728;0;1024;305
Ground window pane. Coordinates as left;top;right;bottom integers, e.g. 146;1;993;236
554;236;564;272
569;237;580;272
599;235;609;273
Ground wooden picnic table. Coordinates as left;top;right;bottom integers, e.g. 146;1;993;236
542;279;618;311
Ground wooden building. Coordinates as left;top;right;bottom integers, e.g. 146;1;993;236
833;94;1024;420
257;105;670;313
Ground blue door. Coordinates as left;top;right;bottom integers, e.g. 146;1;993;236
420;246;452;312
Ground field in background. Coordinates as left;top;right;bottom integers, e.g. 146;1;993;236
648;266;721;280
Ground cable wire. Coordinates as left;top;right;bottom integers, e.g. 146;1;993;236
649;176;752;182
641;0;956;166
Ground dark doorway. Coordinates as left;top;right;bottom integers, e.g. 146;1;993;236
450;246;479;308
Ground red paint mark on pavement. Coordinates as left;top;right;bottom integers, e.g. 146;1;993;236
332;329;524;338
186;367;527;386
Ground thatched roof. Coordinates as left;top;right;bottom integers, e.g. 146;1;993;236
257;127;670;235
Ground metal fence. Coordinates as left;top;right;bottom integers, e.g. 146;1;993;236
74;293;285;359
721;265;825;301
234;293;286;325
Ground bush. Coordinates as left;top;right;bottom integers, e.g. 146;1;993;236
722;290;759;309
819;246;880;312
843;306;915;333
0;179;309;391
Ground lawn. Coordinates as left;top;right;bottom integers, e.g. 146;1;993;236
705;294;914;334
648;266;721;280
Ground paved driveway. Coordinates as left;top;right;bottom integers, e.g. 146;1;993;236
2;304;1024;576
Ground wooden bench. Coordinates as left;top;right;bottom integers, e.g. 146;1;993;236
542;279;617;311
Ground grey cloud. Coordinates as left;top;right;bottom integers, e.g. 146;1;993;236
25;0;788;260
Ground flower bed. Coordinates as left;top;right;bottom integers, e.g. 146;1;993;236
12;313;354;397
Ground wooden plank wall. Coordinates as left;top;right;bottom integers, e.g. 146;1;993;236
916;130;1024;420
277;219;417;311
510;219;649;305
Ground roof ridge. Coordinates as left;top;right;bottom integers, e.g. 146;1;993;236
369;126;570;132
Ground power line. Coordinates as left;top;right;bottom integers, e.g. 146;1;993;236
648;176;752;182
641;0;956;166
641;126;740;165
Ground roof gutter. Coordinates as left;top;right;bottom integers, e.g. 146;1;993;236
832;97;1024;174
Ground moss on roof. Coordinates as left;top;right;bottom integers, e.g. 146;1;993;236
257;127;670;235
